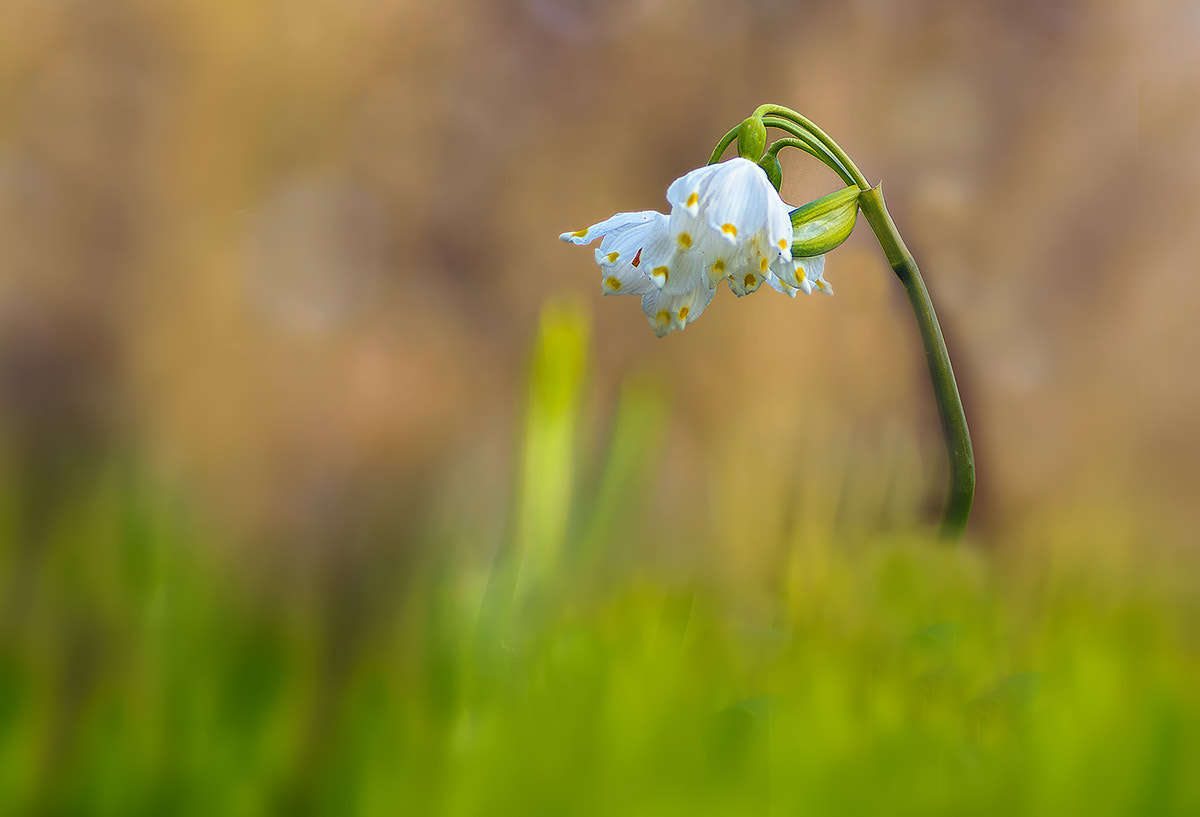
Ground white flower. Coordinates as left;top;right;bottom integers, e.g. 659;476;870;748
559;158;831;337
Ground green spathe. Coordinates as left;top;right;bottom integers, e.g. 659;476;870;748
789;185;860;257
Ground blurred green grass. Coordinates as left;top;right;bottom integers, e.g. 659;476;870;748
0;302;1197;816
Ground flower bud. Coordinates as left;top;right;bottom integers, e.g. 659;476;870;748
736;116;767;162
758;154;782;192
789;185;860;257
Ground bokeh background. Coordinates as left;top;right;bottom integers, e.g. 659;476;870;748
1;0;1198;813
2;0;1195;546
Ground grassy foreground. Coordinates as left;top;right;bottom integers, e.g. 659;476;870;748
0;305;1196;815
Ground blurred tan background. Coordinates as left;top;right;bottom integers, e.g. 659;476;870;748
0;0;1195;552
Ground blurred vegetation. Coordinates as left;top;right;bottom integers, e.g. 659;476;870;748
2;0;1199;813
2;0;1196;545
1;304;1197;815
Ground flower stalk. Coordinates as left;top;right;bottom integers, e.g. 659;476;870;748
738;105;975;539
857;187;975;540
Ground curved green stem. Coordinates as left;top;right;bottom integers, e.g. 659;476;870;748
762;131;855;188
710;105;976;537
707;125;740;165
857;186;975;539
765;137;822;161
761;117;856;186
753;104;871;190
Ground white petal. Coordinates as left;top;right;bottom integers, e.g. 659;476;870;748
598;253;657;296
700;159;773;244
723;238;776;297
707;234;756;291
666;163;722;216
766;272;800;298
639;289;674;337
726;264;766;298
637;219;682;290
559;210;660;245
796;254;831;294
594;213;668;296
667;206;703;249
672;255;712;296
600;270;654;296
768;254;803;289
595;212;666;266
641;279;717;337
766;197;794;261
797;253;825;280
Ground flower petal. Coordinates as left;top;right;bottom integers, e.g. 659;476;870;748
666;164;722;216
726;265;765;298
559;210;660;245
766;196;794;261
765;272;800;298
636;219;683;290
797;254;831;295
595;213;665;266
641;280;717;337
699;159;773;244
594;213;668;296
768;253;802;289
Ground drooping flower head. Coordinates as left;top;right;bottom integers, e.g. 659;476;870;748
560;156;833;337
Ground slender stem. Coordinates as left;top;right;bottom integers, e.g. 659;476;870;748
707;125;740;165
765;136;824;161
760;119;856;186
763;135;855;188
712;105;976;536
857;186;975;539
753;104;871;190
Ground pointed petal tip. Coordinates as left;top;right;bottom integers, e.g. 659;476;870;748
560;228;592;244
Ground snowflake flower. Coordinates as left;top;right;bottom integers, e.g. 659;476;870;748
560;157;831;337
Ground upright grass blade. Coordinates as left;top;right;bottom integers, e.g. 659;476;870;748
513;301;590;590
473;301;590;661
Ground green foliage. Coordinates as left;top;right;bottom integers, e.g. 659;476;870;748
0;304;1196;815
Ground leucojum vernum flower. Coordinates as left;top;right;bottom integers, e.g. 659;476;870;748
559;105;976;539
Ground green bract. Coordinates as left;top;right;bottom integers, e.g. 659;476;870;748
736;116;767;162
790;185;860;258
